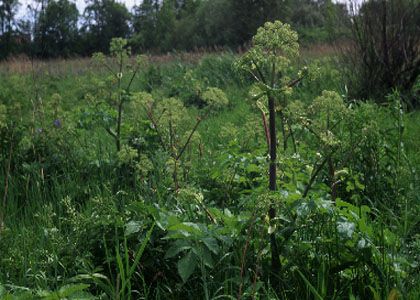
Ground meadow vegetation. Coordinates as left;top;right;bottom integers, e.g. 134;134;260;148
0;21;419;300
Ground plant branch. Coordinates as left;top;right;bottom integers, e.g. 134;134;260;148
176;111;208;161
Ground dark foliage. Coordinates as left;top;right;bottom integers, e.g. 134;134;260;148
0;0;349;59
344;0;420;108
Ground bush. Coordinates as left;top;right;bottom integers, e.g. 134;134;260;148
343;0;420;108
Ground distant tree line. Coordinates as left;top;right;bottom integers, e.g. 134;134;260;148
0;0;351;59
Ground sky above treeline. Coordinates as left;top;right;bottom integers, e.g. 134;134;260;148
16;0;363;18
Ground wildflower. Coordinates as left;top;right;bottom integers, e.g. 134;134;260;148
53;119;62;128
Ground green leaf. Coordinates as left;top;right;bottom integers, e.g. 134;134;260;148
202;237;219;255
346;181;355;192
297;270;324;300
246;164;260;173
193;245;215;268
59;283;89;297
168;222;202;237
58;284;90;297
127;223;155;278
124;221;142;236
337;220;355;239
177;251;197;283
165;240;192;259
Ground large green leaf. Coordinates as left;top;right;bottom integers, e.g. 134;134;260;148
165;240;192;259
177;251;197;283
202;237;219;255
167;222;203;238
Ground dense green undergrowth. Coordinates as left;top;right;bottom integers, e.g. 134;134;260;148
0;33;419;300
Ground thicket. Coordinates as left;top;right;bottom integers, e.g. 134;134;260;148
343;0;420;109
0;20;419;299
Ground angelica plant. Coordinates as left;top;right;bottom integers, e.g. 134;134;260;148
236;21;307;192
131;94;196;189
201;87;229;110
235;20;306;278
92;38;146;151
294;90;349;199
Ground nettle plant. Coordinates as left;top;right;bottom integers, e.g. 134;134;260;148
235;20;306;276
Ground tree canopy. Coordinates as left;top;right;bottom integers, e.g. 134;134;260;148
0;0;381;59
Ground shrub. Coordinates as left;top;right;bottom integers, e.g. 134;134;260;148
343;0;420;108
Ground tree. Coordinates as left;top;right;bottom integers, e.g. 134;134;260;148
0;0;18;34
170;0;203;50
231;0;287;46
289;0;325;28
34;0;79;57
132;0;159;51
0;0;19;58
82;0;130;54
194;0;235;48
155;0;176;51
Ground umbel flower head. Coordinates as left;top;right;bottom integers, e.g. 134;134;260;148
253;20;299;59
236;20;299;76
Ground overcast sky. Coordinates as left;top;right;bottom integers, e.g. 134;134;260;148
16;0;363;19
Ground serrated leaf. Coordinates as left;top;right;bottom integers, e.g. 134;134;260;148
177;251;197;283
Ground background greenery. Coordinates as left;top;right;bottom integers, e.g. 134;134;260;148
1;0;348;58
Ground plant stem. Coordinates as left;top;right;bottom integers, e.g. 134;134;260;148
268;93;281;284
1;130;14;233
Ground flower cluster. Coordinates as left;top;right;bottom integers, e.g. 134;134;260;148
236;20;299;76
201;87;229;110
